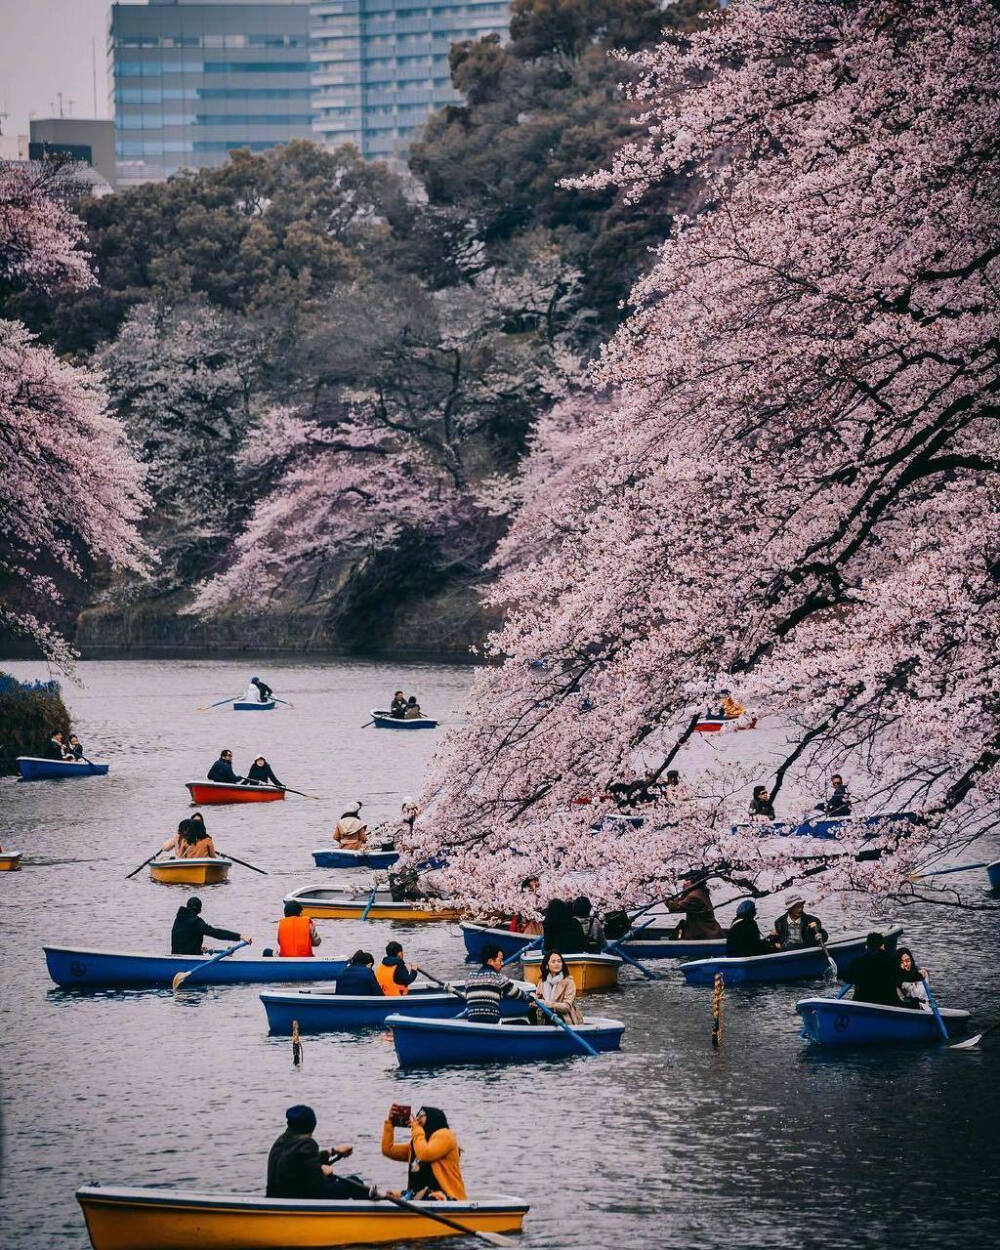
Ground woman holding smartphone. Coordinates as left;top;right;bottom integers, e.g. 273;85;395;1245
381;1105;466;1200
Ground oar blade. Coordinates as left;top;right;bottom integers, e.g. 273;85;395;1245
949;1033;982;1050
171;970;188;991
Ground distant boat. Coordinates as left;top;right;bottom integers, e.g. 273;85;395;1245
370;709;438;729
44;945;348;989
733;812;919;840
0;850;22;871
311;847;400;870
185;781;284;805
233;699;276;711
17;756;109;780
679;927;902;986
389;1013;626;1066
149;857;232;885
796;996;971;1046
460;921;730;963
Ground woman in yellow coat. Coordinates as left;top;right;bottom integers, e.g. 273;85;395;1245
381;1106;466;1200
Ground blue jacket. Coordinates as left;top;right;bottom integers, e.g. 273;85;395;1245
208;758;243;784
335;964;383;996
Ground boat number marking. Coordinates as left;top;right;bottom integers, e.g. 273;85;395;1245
833;1013;850;1032
70;961;86;978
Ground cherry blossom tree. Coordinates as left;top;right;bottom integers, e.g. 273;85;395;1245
0;163;147;662
410;0;1000;917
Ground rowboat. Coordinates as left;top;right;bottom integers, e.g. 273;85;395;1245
733;811;919;840
76;1185;529;1249
44;945;348;989
284;886;462;923
679;926;903;986
149;857;232;885
796;997;971;1046
261;980;534;1033
371;709;438;730
694;714;740;733
311;847;400;870
520;951;622;993
185;780;285;805
17;756;109;780
389;1013;626;1066
0;850;22;871
988;859;1000;891
460;921;730;962
233;699;276;711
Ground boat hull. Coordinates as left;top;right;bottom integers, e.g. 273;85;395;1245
185;781;285;805
149;858;231;885
389;1013;625;1066
0;851;22;871
680;927;902;986
371;709;438;729
988;859;1000;891
233;700;276;711
76;1186;528;1250
44;946;347;989
796;998;970;1045
17;756;109;780
261;982;532;1033
311;848;400;870
460;921;729;962
284;888;461;923
734;812;919;840
520;951;621;993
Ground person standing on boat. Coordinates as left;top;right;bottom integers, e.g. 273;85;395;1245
335;950;383;995
725;900;776;957
749;786;775;820
665;871;723;940
532;951;583;1024
376;940;421;995
207;749;245;785
817;773;852;816
333;801;368;849
267;1105;372;1200
277;900;321;956
462;943;531;1023
242;675;273;704
170;897;250;955
845;932;899;1006
245;756;284;788
390;690;407;718
771;894;827;950
381;1106;467;1201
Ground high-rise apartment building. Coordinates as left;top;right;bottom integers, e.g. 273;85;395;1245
310;0;510;160
109;1;314;184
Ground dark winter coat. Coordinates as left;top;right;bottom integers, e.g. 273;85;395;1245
170;908;240;955
334;963;383;996
246;761;283;788
725;916;775;958
208;758;243;784
266;1130;367;1200
666;883;723;940
773;910;828;949
846;950;900;1006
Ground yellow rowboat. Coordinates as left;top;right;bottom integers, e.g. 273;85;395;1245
520;951;622;993
284;886;462;923
76;1185;529;1248
149;857;232;885
0;850;23;871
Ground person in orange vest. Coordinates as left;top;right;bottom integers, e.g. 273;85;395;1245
375;940;420;996
277;900;321;957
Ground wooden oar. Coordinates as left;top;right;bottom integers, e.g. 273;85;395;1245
371;1189;513;1247
217;851;268;875
950;1017;1000;1050
911;861;988;880
361;719;374;728
502;934;540;966
921;977;950;1042
125;849;162;879
197;694;241;712
532;996;599;1057
172;939;249;991
274;697;294;708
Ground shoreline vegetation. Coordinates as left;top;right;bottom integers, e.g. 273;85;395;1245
0;672;70;774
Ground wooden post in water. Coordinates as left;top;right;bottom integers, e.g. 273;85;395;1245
711;973;724;1048
292;1019;302;1067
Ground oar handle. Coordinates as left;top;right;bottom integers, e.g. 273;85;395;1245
532;996;599;1057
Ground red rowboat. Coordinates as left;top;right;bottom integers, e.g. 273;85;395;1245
185;781;285;805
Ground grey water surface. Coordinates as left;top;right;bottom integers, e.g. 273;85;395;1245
0;659;997;1250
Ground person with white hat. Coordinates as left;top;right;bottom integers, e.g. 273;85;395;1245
400;797;419;835
771;893;827;950
332;801;368;850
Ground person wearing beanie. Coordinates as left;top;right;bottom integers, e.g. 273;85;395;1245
267;1105;371;1200
725;899;776;957
332;801;368;850
170;897;250;956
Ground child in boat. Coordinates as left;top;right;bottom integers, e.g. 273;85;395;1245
381;1105;466;1200
532;951;583;1024
895;948;931;1009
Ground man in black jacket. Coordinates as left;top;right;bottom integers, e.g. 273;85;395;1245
267;1105;373;1199
170;897;251;955
207;749;244;784
845;932;899;1006
771;894;828;949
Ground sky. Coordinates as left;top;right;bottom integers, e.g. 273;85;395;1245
0;0;136;137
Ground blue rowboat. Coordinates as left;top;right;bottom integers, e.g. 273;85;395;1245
733;812;919;840
370;709;438;730
460;921;730;963
461;923;536;961
988;860;1000;891
261;980;533;1033
311;847;400;870
44;945;348;989
389;1013;626;1066
233;699;276;711
17;756;109;780
796;997;970;1045
679;926;902;986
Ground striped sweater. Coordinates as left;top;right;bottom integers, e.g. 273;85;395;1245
463;966;529;1023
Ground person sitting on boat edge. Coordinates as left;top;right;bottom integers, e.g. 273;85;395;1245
67;733;84;760
572;896;605;952
170;897;251;955
245;755;283;788
277;900;322;956
381;1105;466;1201
532;951;583;1025
376;940;420;995
462;943;531;1023
243;675;273;705
895;947;931;1010
542;897;587;953
390;690;407;719
666;870;723;940
817;773;851;817
336;950;382;995
845;932;900;1006
403;695;423;720
749;786;775;820
207;749;244;785
267;1105;373;1200
333;801;367;849
771;894;827;950
724;900;776;957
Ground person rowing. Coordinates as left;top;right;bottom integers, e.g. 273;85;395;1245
666;870;723;940
749;785;775;820
67;733;84;760
845;931;899;1006
771;893;827;950
376;940;421;995
162;818;217;859
207;749;245;785
267;1105;373;1200
45;730;74;761
242;675;274;704
245;756;284;788
170;897;251;955
817;772;852;816
463;943;531;1023
390;690;407;719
